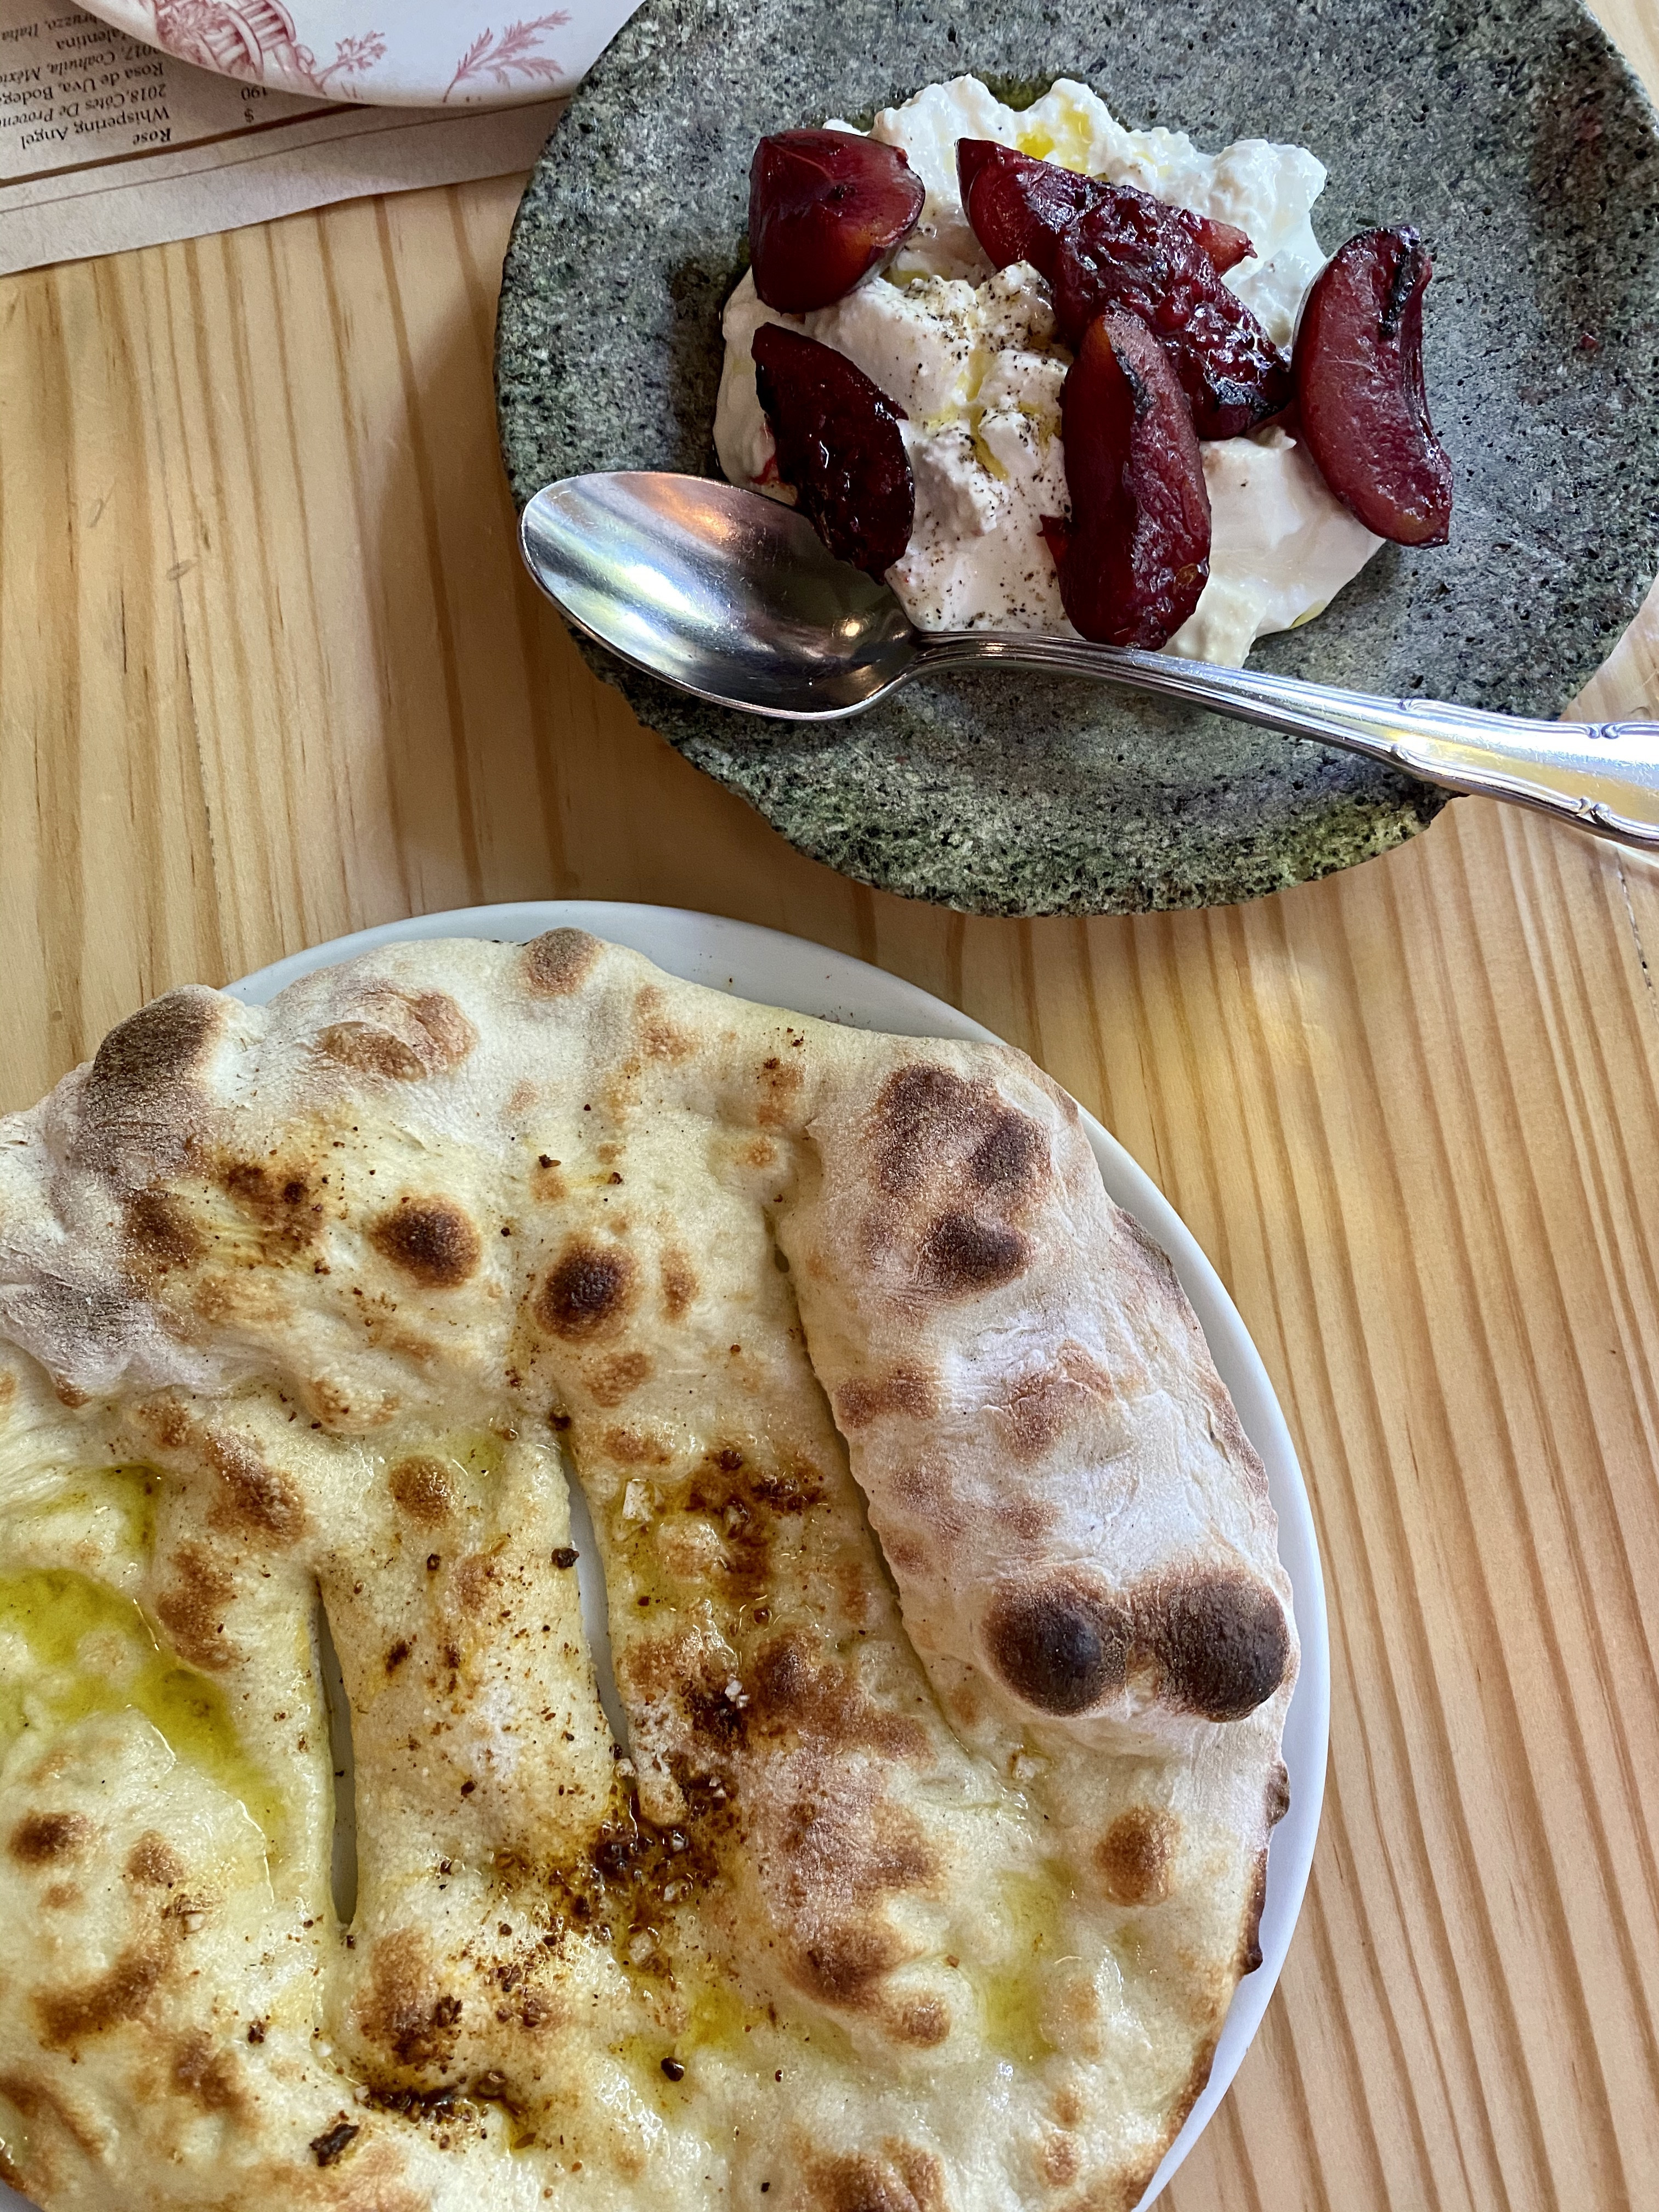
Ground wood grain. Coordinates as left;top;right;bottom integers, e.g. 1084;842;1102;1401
4;9;1659;2205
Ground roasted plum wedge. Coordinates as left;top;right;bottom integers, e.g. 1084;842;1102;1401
749;129;926;313
1053;185;1291;438
752;323;914;576
1182;208;1255;276
1051;309;1212;648
1293;226;1452;545
958;139;1099;280
959;140;1256;284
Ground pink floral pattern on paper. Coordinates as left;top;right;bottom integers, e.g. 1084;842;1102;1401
144;2;386;94
309;30;387;89
442;14;572;101
124;2;582;103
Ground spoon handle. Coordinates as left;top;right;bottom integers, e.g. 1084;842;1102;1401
912;633;1659;849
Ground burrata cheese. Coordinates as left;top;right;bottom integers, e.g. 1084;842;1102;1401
713;75;1383;667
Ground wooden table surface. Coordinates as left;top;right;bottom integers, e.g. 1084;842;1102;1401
4;6;1659;2205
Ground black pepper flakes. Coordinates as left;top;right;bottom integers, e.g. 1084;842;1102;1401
661;2057;685;2081
310;2120;360;2168
551;1547;579;1570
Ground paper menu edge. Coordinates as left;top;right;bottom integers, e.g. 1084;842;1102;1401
0;97;563;275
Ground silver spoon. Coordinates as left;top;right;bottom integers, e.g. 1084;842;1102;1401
520;470;1659;850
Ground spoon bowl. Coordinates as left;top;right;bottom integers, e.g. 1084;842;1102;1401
520;471;916;719
521;471;1659;849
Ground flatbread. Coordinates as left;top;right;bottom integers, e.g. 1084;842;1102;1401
0;930;1295;2212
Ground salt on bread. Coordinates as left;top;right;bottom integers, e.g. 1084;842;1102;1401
0;930;1294;2212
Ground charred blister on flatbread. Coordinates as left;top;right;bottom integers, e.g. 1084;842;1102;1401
120;1190;204;1275
1138;1568;1291;1723
71;989;224;1189
8;1813;95;1868
985;1566;1289;1724
832;1368;939;1431
314;986;477;1083
633;985;696;1064
588;1350;653;1407
874;1064;1050;1203
659;1248;699;1322
217;1155;327;1260
804;2136;948;2212
167;2031;244;2118
356;1929;467;2078
765;1779;938;2013
537;1238;637;1340
387;1455;455;1526
913;1210;1029;1298
521;928;603;999
153;1543;242;1672
858;1064;1053;1304
984;1577;1132;1717
369;1197;484;1290
33;1944;170;2055
1095;1806;1178;1906
996;1343;1121;1463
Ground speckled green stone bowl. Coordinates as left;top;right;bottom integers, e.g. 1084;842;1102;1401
496;0;1659;915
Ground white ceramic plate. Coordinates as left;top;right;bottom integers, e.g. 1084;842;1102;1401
77;0;643;108
0;900;1328;2212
